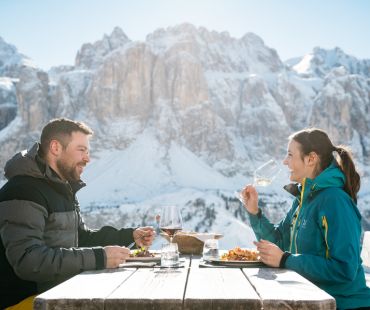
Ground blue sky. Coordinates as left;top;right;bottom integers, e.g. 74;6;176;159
1;0;369;70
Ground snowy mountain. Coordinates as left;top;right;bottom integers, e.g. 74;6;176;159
289;47;370;78
0;36;37;77
0;24;369;248
0;37;39;130
75;26;131;70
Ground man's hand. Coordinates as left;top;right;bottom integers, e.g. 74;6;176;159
133;226;155;247
253;239;284;267
104;246;130;268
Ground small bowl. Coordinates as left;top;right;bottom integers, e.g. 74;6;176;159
160;231;223;255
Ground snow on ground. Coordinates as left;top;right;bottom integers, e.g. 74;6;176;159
78;131;246;206
82;187;260;250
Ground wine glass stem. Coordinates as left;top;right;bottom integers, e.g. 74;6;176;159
170;236;173;243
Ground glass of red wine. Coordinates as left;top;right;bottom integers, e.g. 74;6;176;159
159;205;183;243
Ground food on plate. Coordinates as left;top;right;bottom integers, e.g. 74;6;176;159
221;247;259;261
130;247;155;258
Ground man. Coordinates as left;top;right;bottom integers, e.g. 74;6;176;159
0;118;155;309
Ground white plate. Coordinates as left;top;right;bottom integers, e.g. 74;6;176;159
207;259;264;267
126;251;161;262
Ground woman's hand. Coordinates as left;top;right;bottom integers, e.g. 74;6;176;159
240;185;259;215
254;239;284;267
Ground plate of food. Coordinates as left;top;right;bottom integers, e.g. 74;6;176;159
126;248;161;262
207;247;264;267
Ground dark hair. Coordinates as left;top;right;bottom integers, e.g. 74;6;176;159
40;118;93;156
290;128;360;202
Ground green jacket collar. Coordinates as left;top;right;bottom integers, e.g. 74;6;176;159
284;160;345;197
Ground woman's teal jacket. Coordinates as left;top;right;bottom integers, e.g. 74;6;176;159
249;162;370;309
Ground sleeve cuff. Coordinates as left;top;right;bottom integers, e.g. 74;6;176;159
279;251;291;268
249;208;262;218
92;247;105;270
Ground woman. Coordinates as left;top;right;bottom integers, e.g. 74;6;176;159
241;128;370;310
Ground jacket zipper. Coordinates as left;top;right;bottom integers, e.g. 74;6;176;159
67;181;79;246
322;215;330;258
289;178;306;253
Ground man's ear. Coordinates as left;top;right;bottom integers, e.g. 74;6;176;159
49;140;62;157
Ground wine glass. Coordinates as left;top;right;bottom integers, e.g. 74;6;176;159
159;205;183;243
253;159;281;186
236;159;281;201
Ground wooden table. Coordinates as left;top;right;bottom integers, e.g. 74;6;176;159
34;256;335;310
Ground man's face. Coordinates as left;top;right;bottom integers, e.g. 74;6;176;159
55;131;90;182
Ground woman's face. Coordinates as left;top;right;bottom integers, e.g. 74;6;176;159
283;139;315;183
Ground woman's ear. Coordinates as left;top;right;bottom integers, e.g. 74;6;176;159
306;152;319;167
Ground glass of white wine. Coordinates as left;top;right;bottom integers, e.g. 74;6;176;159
253;159;280;186
236;159;281;201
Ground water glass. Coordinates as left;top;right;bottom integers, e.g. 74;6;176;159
202;239;219;261
161;243;180;267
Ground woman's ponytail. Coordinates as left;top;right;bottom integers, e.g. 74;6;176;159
334;145;360;203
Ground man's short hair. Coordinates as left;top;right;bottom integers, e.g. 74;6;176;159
40;118;93;156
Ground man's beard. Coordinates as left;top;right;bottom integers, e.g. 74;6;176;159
56;158;83;182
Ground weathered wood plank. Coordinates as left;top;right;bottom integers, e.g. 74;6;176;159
184;258;261;310
105;258;191;310
34;268;136;310
243;268;336;310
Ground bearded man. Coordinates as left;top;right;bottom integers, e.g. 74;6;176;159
0;118;155;309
